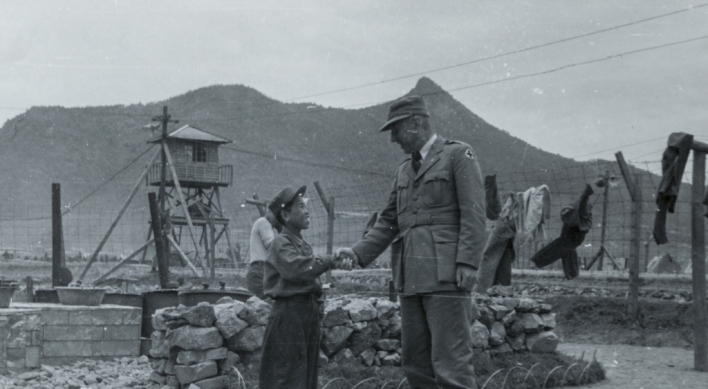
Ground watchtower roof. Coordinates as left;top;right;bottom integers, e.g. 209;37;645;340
148;124;232;144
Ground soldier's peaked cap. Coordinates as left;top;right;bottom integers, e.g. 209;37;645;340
379;95;430;132
268;185;307;218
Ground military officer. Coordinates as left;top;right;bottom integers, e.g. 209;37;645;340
337;95;486;389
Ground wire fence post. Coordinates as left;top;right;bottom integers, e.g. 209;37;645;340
314;181;335;281
51;183;64;288
690;145;707;372
616;152;642;321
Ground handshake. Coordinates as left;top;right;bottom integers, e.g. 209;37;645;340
331;247;359;271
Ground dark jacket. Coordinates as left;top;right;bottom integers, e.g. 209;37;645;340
653;132;693;244
352;136;486;295
263;228;334;299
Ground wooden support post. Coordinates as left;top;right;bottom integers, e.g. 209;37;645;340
92;238;155;286
148;192;170;289
51;183;63;288
691;150;707;371
246;198;268;212
314;181;336;280
616;151;642;320
139;227;153;265
209;215;216;279
78;149;159;282
214;187;236;267
163;143;203;267
253;193;266;217
25;277;34;303
628;174;642;320
165;235;200;277
598;170;610;271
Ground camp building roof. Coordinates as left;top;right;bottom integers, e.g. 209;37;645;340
148;124;232;144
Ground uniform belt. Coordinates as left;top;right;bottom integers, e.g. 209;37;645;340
399;213;460;230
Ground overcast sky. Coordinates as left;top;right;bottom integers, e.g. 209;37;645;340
2;0;707;175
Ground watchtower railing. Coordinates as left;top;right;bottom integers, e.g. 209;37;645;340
146;163;233;187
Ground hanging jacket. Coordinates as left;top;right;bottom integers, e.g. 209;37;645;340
531;184;594;279
485;175;501;220
518;185;552;243
474;193;518;293
653;132;693;244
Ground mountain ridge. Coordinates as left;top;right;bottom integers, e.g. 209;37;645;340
0;77;618;211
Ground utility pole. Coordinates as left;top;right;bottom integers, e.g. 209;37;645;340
152;106;178;215
151;106;178;271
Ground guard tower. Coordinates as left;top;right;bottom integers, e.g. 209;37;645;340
146;124;234;271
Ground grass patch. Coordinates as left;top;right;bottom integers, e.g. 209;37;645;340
225;350;604;389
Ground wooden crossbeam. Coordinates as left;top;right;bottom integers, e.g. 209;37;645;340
78;149;160;282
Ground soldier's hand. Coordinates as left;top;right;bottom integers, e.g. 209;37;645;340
455;264;477;291
335;247;357;261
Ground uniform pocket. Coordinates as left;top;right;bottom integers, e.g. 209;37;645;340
390;235;404;290
397;179;410;214
432;228;459;283
424;170;453;207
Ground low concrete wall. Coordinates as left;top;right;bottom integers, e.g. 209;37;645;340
1;303;141;369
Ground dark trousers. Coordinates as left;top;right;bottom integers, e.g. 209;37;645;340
245;261;265;299
259;296;321;389
400;291;477;389
530;226;586;280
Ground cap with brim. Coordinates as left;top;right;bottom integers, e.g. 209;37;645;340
379;95;430;132
268;185;307;218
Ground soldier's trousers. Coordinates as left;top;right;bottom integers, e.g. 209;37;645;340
400;291;478;389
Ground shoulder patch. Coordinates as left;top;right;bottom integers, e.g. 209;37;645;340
464;149;475;160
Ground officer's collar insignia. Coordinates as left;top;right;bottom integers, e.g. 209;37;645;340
465;149;474;159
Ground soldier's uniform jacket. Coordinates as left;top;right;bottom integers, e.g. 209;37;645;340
352;136;486;295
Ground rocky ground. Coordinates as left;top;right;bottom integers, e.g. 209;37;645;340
0;356;158;389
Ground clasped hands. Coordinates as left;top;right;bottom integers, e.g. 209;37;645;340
331;247;358;271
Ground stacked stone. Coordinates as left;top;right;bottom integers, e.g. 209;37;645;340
321;294;560;367
320;296;402;367
470;294;559;357
147;293;559;387
148;296;270;389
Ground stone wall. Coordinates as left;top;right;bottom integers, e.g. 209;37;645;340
2;303;142;369
148;293;559;388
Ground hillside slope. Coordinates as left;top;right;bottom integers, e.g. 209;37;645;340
0;77;590;209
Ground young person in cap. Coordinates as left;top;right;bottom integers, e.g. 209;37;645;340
245;208;281;299
336;95;486;389
259;185;352;389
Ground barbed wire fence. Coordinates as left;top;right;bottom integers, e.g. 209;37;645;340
0;155;701;277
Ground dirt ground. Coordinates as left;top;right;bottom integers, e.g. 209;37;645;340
537;295;708;388
5;263;708;388
558;343;707;389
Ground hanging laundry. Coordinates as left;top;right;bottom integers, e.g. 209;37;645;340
530;184;594;280
652;132;693;244
485;174;501;220
474;193;520;293
519;185;552;243
475;183;553;293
